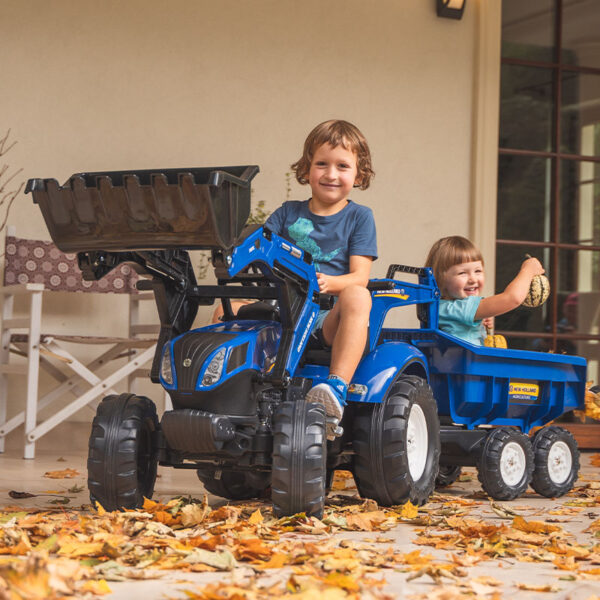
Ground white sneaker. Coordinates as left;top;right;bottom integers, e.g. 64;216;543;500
306;383;344;421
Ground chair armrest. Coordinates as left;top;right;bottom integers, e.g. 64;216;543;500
0;283;45;296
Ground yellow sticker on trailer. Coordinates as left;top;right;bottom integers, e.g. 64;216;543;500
509;382;540;403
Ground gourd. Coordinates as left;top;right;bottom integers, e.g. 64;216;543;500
522;274;550;308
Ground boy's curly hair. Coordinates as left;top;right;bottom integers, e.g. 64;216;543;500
425;236;483;295
291;120;374;190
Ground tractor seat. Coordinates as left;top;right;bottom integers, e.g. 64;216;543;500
236;301;280;322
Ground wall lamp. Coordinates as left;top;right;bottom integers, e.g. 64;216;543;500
437;0;466;20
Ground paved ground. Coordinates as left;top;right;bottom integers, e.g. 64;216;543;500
0;447;598;599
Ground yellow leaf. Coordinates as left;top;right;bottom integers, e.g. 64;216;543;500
398;500;418;519
248;508;263;525
324;571;361;592
95;501;106;515
57;541;105;558
79;578;112;595
43;468;80;479
512;516;561;534
516;583;560;592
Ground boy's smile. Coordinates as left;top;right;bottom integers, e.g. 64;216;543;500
443;260;485;299
308;143;358;215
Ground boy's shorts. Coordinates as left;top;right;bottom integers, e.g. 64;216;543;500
311;309;331;348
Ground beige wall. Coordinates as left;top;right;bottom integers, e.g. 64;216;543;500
1;0;501;426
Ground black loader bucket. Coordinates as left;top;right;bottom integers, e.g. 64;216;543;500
26;165;259;252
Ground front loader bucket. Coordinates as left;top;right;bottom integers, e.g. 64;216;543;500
26;165;259;252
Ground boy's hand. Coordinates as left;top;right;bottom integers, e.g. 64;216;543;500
317;272;331;293
521;257;545;276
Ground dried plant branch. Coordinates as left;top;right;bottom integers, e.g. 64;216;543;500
0;129;24;257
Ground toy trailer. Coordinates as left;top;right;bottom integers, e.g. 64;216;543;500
373;265;587;500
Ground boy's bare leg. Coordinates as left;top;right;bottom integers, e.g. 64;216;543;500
307;285;371;436
322;285;372;381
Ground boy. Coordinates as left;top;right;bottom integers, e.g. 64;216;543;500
266;120;377;432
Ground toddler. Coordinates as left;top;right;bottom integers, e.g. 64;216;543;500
425;236;544;345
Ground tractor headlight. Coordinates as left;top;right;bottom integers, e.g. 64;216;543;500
201;348;226;386
160;346;173;385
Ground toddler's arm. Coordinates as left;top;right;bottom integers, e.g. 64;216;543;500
474;257;544;320
316;255;373;295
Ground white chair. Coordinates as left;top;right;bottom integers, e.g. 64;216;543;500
0;226;160;458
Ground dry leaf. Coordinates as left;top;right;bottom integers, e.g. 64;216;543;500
43;468;80;479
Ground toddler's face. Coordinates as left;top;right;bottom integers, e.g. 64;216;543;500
442;260;485;299
308;143;358;208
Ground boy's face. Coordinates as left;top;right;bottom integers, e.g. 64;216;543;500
308;143;358;209
442;260;485;299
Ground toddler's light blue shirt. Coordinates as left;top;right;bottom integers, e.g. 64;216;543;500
438;296;485;346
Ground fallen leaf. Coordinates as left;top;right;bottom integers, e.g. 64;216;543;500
43;468;80;479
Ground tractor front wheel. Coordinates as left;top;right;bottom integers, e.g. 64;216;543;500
87;393;159;511
271;401;327;518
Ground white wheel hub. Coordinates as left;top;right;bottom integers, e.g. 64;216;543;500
500;441;526;486
547;441;572;484
407;403;428;481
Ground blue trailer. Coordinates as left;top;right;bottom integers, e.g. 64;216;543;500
27;165;587;516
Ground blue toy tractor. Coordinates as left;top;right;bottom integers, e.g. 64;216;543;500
27;165;587;516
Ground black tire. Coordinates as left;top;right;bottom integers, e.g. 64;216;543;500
436;465;462;488
531;426;580;498
352;375;440;506
87;393;159;511
271;401;326;518
477;427;533;500
196;469;270;501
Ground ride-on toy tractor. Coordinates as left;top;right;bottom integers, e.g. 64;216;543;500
27;165;587;515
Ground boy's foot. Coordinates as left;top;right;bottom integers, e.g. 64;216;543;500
306;376;347;422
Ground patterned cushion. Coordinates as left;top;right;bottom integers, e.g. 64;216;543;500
3;236;138;294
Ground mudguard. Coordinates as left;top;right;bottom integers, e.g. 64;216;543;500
347;342;429;404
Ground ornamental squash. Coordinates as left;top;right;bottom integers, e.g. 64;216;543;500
522;274;550;307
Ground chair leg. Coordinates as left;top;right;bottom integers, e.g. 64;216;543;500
0;293;14;454
23;291;43;459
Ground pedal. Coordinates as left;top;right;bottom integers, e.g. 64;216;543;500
326;418;343;441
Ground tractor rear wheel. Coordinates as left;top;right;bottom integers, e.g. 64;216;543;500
88;393;159;511
271;401;327;518
477;427;533;500
352;375;440;506
530;426;579;498
196;469;270;501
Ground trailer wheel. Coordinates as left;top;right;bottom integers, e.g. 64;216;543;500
88;393;159;511
271;401;326;518
435;465;463;488
477;427;533;500
196;469;270;501
352;375;440;506
530;426;579;498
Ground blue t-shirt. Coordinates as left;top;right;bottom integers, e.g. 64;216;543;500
265;200;377;275
439;296;485;346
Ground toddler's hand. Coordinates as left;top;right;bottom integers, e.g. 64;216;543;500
521;257;545;276
482;317;494;331
317;272;331;293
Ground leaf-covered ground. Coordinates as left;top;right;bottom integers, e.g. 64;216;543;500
0;455;599;599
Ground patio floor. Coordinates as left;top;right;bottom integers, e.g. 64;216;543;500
0;429;598;600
